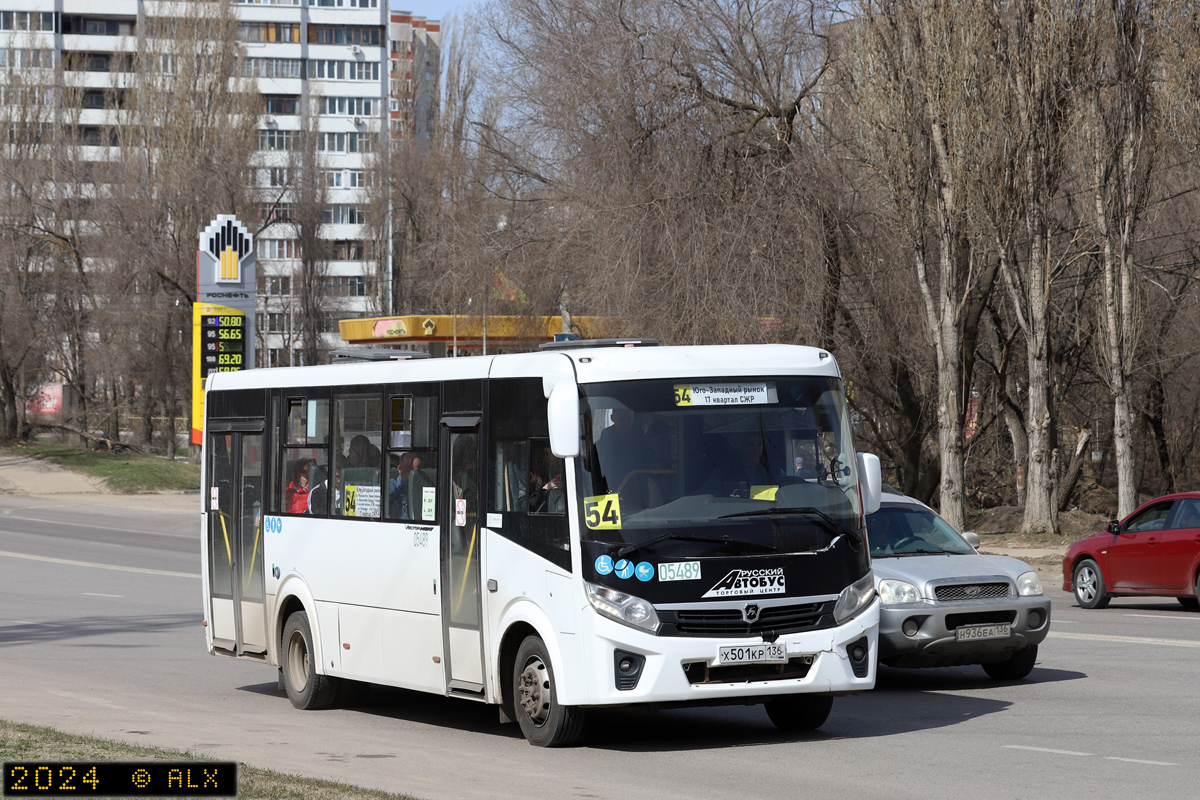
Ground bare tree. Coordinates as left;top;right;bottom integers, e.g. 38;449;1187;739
1080;0;1158;518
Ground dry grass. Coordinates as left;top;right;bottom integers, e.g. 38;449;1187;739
0;719;422;800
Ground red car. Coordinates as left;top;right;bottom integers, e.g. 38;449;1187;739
1063;492;1200;609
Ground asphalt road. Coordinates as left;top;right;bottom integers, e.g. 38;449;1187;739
2;493;1198;800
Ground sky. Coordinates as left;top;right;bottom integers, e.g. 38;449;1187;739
392;0;479;23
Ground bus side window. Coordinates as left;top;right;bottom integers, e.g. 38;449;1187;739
528;438;565;515
386;394;438;523
280;395;330;516
332;393;383;519
487;378;570;571
493;440;530;513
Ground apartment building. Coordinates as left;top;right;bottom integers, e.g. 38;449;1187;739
0;1;441;369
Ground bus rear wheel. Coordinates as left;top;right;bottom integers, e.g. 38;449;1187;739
764;694;834;732
282;610;340;710
512;636;585;747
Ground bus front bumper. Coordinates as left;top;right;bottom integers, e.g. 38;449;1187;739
578;600;878;706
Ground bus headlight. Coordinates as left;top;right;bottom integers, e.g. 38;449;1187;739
1016;571;1044;597
833;572;876;624
585;582;660;634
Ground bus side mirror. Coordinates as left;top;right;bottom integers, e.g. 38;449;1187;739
547;380;581;459
857;452;882;515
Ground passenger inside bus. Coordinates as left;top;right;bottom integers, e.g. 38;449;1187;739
528;445;565;514
306;465;329;515
387;452;422;521
285;458;316;514
346;435;378;469
594;407;648;493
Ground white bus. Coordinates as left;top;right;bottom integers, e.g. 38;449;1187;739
201;340;882;746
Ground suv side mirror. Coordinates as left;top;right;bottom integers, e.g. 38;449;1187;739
961;531;981;549
1106;520;1120;534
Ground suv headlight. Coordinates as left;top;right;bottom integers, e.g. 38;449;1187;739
833;572;877;623
585;581;660;634
1016;571;1044;597
879;579;921;604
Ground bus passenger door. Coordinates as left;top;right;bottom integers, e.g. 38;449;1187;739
440;417;485;695
207;425;268;656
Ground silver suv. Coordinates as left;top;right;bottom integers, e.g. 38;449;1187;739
867;491;1051;680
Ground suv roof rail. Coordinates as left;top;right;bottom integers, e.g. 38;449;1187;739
330;348;431;363
538;338;661;351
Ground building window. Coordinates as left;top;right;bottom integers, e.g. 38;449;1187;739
324;205;366;225
259;239;299;260
238;22;301;43
264;276;292;296
258;129;297;151
322;97;376;117
351;61;380;81
307;60;345;81
331;240;364;260
264;96;300;116
1;12;56;32
260;203;295;224
308;25;381;46
244;58;302;79
308;0;379;7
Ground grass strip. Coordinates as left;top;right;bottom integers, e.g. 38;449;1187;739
3;443;201;494
0;719;421;800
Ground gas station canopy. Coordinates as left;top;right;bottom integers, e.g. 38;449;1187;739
338;315;620;348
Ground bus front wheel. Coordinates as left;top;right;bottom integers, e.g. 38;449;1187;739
281;610;340;711
512;636;585;747
764;694;834;732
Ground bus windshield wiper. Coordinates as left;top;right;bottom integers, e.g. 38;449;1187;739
717;506;853;538
616;532;776;558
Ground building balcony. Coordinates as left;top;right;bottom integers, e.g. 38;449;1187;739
61;34;139;53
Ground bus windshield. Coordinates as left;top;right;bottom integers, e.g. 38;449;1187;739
578;376;863;558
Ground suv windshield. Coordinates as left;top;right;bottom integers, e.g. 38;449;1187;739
577;376;863;557
866;504;975;557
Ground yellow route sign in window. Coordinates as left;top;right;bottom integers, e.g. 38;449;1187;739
584;494;622;530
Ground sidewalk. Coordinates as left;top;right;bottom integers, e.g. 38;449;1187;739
0;453;198;511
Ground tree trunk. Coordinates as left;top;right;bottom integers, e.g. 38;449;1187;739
1058;430;1092;512
1023;228;1057;535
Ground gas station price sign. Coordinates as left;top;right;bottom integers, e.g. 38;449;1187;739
199;313;246;375
192;301;251;446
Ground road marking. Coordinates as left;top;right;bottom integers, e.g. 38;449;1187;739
0;550;198;578
1005;745;1092;756
1;513;194;539
1124;614;1200;621
1047;631;1200;648
82;592;124;598
1006;746;1176;766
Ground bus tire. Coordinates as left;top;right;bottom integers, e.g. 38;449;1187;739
282;610;340;710
764;694;834;732
512;635;585;747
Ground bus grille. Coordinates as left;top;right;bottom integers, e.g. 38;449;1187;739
682;656;814;685
658;601;835;638
934;582;1011;601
